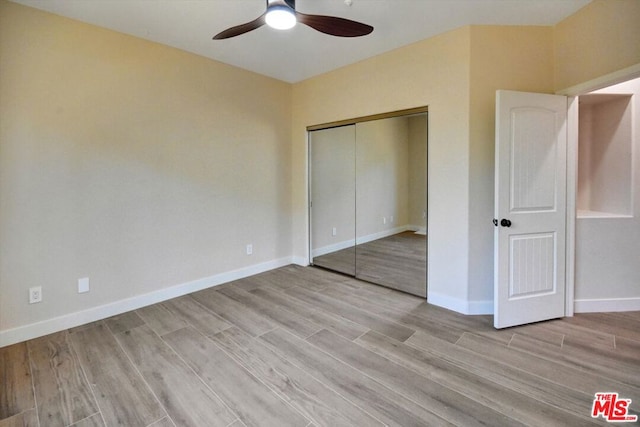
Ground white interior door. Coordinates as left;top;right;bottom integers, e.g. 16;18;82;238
494;90;568;329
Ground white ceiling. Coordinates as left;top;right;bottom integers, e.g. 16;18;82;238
11;0;591;83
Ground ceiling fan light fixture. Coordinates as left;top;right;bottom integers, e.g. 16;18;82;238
265;5;297;30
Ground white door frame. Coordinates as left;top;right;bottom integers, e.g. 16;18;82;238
565;96;578;317
558;63;640;317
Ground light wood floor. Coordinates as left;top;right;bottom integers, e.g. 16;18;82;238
313;231;427;297
1;265;639;426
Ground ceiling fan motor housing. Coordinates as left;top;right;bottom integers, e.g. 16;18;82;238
214;0;372;39
269;0;295;10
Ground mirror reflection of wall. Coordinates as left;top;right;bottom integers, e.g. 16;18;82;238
309;110;427;297
355;115;427;296
309;125;356;276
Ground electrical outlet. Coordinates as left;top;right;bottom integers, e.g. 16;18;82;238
246;244;253;255
332;227;337;236
29;286;42;304
78;277;90;293
383;217;386;225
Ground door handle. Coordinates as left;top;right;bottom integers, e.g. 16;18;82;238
500;218;512;227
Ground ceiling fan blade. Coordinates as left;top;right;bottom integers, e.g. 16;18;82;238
213;14;266;39
296;12;373;37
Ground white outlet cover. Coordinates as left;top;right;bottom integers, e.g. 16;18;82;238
29;286;42;304
78;277;90;293
246;244;253;255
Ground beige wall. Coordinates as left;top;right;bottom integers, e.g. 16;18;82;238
292;28;472;304
554;0;640;91
468;25;555;302
356;117;410;238
0;1;292;337
309;126;355;253
408;115;428;228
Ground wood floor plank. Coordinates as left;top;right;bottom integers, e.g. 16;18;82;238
308;329;522;427
161;295;231;337
0;343;35;420
210;327;385;427
321;285;465;343
564;313;640;342
610;310;640;322
330;281;425;312
146;417;175;427
162;327;308;427
410;305;515;344
356;330;598;426
616;336;640;363
135;304;188;336
284;286;415;342
250;288;367;341
253;265;344;294
406;331;605;423
456;333;640;404
190;289;276;337
217;287;321;339
259;328;454;427
115;325;236;427
300;266;379;293
27;332;98;426
68;323;165;427
539;319;614;350
323;279;511;345
104;312;145;335
67;321;103;335
69;413;105;427
509;323;564;347
509;333;640;388
231;269;299;293
0;409;38;427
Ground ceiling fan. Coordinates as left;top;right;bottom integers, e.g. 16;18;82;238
213;0;373;39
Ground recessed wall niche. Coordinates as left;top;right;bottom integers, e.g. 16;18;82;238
577;93;633;217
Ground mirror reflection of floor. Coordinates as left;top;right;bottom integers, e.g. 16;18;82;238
312;231;427;297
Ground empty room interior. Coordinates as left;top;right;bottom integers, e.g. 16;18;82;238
1;0;639;426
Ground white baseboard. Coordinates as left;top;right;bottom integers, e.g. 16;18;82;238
427;291;493;315
574;297;640;313
312;225;413;258
0;256;295;348
291;256;309;266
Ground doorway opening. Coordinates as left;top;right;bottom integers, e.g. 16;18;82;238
572;76;640;313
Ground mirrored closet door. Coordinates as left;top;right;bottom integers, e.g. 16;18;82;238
310;125;356;276
309;109;428;297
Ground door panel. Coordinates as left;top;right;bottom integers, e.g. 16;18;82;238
510;108;559;212
509;232;556;299
494;90;567;329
